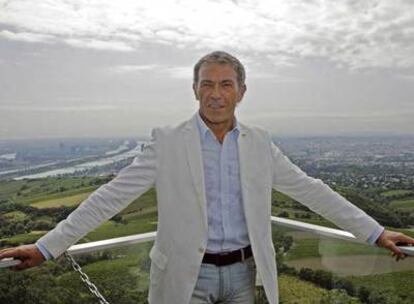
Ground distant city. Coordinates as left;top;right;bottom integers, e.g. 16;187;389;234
0;136;413;191
0;138;148;180
274;136;414;190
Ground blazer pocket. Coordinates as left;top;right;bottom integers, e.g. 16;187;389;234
149;245;168;284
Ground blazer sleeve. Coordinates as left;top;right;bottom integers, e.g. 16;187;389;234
270;141;382;242
36;130;158;258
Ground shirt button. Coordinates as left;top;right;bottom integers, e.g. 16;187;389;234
199;247;204;254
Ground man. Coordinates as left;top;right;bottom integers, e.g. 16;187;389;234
1;51;413;304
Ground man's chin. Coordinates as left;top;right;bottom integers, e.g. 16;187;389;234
203;115;228;125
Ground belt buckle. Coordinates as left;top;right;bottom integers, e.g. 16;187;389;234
216;251;229;266
240;248;245;262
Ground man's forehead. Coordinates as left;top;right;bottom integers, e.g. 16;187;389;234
198;62;238;80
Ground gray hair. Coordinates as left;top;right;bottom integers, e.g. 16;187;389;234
193;51;246;87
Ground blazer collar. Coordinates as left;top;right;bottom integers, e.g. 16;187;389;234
183;112;247;136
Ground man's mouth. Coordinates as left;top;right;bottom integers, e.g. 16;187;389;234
208;103;225;109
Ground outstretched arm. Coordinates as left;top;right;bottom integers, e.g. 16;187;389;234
270;141;413;258
0;132;158;270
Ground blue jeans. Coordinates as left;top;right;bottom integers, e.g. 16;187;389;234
190;256;256;304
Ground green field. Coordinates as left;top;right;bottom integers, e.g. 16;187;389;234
0;177;107;205
286;237;385;261
30;191;92;208
380;189;413;197
3;210;29;221
279;274;328;303
83;212;158;242
1;177;414;303
389;198;414;210
1;231;47;246
347;271;414;300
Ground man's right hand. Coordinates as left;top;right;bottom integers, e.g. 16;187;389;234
0;244;45;271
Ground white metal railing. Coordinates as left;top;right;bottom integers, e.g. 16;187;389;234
66;216;414;256
1;217;413;268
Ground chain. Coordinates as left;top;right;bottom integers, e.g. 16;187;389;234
64;252;110;304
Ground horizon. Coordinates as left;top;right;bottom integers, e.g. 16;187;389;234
1;132;414;142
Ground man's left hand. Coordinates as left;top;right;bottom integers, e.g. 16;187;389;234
376;230;414;261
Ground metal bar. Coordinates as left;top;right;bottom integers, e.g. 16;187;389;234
271;216;359;242
0;258;21;268
1;217;413;269
271;216;414;256
67;231;157;255
67;217;413;256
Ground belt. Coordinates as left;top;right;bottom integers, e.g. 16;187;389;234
202;245;252;266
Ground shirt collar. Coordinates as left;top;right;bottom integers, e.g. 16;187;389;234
196;111;240;140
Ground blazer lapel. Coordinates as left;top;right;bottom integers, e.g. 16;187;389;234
183;115;208;231
237;124;254;219
237;123;250;184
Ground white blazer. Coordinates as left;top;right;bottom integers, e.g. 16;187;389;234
38;114;382;304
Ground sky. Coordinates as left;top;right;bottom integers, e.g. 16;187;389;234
0;0;413;139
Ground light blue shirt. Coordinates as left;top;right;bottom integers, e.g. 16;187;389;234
196;112;250;253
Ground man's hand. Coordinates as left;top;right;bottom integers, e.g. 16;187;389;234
0;244;45;271
376;230;414;261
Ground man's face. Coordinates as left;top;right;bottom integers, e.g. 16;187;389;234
193;62;246;125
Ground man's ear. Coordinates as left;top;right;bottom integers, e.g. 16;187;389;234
238;84;247;103
192;83;199;100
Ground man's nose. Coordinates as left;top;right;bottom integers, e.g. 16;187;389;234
210;84;222;99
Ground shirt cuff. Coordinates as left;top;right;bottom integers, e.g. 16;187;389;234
366;226;385;245
35;241;53;260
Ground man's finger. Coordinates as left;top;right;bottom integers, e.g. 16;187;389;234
12;260;30;271
0;249;11;259
396;234;414;245
387;242;403;256
0;248;19;259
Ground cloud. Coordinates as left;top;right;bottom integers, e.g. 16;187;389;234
164;66;193;79
248;109;414;119
0;30;53;43
108;64;194;79
0;105;118;112
64;38;134;52
394;73;414;81
110;64;160;73
0;0;413;69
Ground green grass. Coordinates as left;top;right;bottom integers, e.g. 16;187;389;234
279;274;329;303
286;237;385;260
3;210;29;221
290;217;339;229
57;243;153;297
347;271;414;300
122;188;157;215
1;178;413;304
0;177;106;205
272;190;295;203
278;275;361;303
83;211;158;242
1;231;47;246
20;185;100;205
389;198;414;210
380;190;413;197
30;191;92;208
